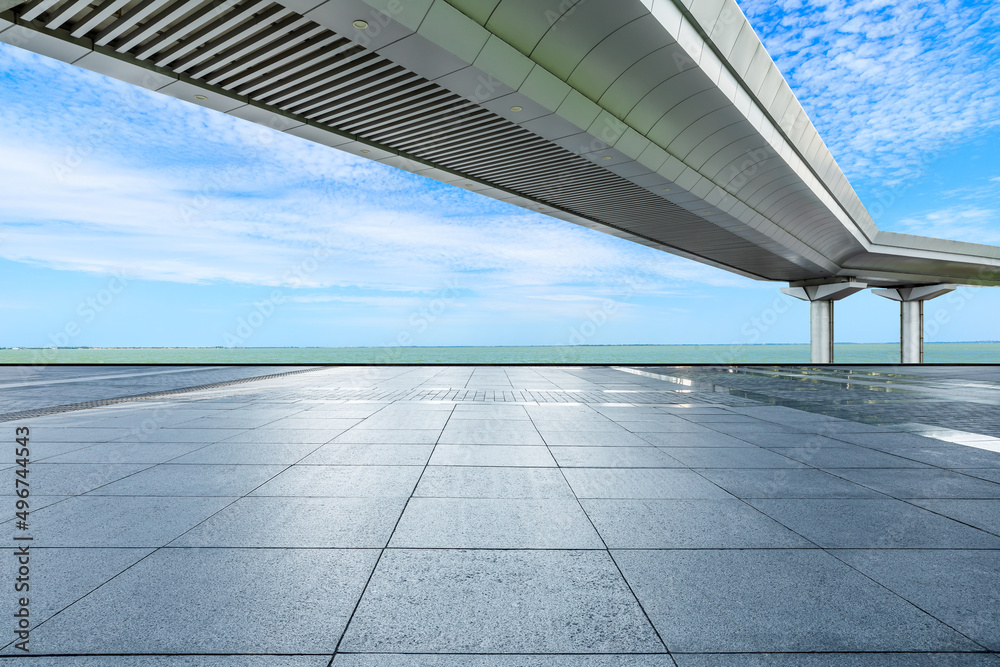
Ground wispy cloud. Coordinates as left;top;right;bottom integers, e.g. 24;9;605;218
738;0;1000;187
897;206;1000;245
0;44;746;301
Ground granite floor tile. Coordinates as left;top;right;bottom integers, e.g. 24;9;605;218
16;548;379;654
355;412;452;430
562;468;731;499
114;429;246;443
42;442;207;464
582;499;812;548
300;443;434;466
773;446;931;469
732;432;851;448
30;427;136;442
909;499;1000;534
339;549;665;653
614;548;978;653
541;431;651;447
251;465;422;497
86;463;285;496
1;547;153;622
429;444;556;467
9;462;153;496
170;442;320;464
637;432;752;447
29;495;235;546
663;447;806;469
172;496;407;547
672;653;1000;666
748;498;1000;548
389;497;604;548
828;468;1000;498
218;428;339;444
415;466;574;498
255;417;362;430
440;421;545;445
331;429;442;444
882;446;1000;469
12;658;331;666
697;468;883;499
549;446;682;468
334;657;676;667
833;549;1000;650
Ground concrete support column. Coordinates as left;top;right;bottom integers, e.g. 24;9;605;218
900;300;923;363
873;284;957;364
809;300;834;364
781;281;867;364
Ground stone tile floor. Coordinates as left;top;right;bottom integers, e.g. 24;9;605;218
1;365;999;665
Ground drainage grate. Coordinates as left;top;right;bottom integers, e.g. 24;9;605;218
0;367;321;422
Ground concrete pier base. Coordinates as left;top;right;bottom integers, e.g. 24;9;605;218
873;284;957;364
782;281;867;364
810;300;834;364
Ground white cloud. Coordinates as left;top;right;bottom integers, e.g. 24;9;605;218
0;41;761;307
0;111;745;295
737;0;1000;186
897;207;1000;245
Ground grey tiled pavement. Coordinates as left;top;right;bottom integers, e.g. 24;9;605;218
2;365;1000;664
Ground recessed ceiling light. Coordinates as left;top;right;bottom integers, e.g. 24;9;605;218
353;19;368;29
194;94;207;100
601;156;612;160
360;149;370;154
510;106;523;112
662;187;671;191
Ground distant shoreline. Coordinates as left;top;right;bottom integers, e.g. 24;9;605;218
1;343;997;365
2;342;997;350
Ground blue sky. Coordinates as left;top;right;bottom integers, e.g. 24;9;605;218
1;0;999;348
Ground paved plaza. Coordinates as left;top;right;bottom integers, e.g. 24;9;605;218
2;364;1000;665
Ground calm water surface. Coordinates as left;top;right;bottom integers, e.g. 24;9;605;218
0;343;997;364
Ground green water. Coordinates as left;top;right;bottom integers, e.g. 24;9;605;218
0;343;997;364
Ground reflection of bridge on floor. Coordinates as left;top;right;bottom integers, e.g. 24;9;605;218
3;0;998;361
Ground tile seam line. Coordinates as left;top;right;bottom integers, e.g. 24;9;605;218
327;401;457;661
683;459;995;650
625;382;1000;649
9;377;354;648
519;368;675;661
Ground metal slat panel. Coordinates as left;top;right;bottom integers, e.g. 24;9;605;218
69;0;130;38
95;0;175;47
114;0;203;53
45;0;94;30
20;0;64;22
201;22;324;84
150;1;279;66
180;13;306;76
232;38;355;96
